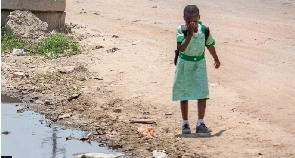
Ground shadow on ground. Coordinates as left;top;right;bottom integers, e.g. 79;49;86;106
175;130;226;138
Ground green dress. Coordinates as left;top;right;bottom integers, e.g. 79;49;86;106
172;22;215;101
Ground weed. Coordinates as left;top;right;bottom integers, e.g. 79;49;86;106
31;33;79;59
1;27;80;58
1;27;24;53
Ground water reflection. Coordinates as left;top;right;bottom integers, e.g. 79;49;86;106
1;95;121;158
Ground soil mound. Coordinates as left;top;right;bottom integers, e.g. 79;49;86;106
5;10;48;40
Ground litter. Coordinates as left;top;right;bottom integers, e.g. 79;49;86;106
138;125;155;137
153;150;167;158
13;48;25;55
130;119;156;124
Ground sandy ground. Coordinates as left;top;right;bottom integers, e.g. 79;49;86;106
2;0;295;157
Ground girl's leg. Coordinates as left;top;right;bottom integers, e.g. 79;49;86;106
196;99;212;133
180;100;188;120
198;99;206;119
180;100;191;134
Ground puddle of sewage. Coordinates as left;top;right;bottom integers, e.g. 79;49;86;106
1;94;124;158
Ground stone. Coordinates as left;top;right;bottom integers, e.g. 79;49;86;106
182;153;192;158
68;93;81;101
152;150;167;158
35;100;44;104
59;113;71;119
113;109;122;113
44;100;51;105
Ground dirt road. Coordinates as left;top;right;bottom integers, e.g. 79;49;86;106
2;0;295;157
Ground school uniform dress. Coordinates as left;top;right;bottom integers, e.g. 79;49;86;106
172;22;215;101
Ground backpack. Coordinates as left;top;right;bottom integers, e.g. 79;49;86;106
174;25;210;65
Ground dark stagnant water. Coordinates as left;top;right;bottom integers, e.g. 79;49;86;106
1;94;125;158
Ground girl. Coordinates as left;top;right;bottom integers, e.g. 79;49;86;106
172;5;220;134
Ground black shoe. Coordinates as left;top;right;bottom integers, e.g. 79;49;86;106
182;124;191;134
196;123;212;133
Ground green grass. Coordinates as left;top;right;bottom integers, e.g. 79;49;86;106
1;27;24;53
1;27;80;59
31;33;79;59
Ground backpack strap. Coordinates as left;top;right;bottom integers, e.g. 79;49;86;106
181;25;187;38
204;25;210;42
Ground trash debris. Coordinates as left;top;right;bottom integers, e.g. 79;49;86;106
106;47;120;53
66;66;75;72
110;144;123;150
153;150;167;158
59;66;75;74
138;125;155;137
12;72;25;79
130;119;156;124
80;132;92;141
13;48;25;56
66;135;73;140
73;152;124;158
152;6;158;8
2;131;11;135
68;93;81;101
112;35;119;38
164;112;173;115
16;107;25;113
93;76;103;80
132;40;141;45
95;45;104;49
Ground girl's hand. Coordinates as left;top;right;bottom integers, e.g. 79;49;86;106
214;59;220;69
187;22;197;34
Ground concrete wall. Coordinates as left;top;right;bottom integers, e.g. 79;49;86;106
1;0;66;31
1;0;66;12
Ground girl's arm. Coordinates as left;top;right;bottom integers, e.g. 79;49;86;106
178;34;193;52
207;46;221;69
